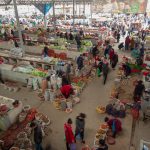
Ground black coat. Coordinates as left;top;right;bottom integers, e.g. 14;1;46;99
75;116;85;133
34;125;43;144
92;46;98;57
96;145;108;150
134;83;145;97
77;56;83;70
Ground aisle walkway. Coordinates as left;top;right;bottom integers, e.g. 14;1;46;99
0;68;132;150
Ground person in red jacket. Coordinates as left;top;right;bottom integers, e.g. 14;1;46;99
105;117;122;138
60;84;74;99
64;118;75;150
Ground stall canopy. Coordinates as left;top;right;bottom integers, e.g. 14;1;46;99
92;0;148;14
34;3;52;15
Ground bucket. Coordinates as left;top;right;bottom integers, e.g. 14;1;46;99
44;90;50;101
66;101;73;109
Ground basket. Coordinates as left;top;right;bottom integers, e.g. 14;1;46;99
96;106;106;114
9;147;19;150
23;105;31;113
17;132;27;140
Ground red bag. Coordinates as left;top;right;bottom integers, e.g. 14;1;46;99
131;108;139;120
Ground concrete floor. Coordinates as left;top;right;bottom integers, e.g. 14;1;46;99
0;39;149;150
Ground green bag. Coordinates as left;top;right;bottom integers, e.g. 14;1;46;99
97;68;101;77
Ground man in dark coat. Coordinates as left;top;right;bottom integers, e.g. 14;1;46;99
92;45;99;58
75;34;81;51
134;80;145;101
111;53;118;69
0;70;4;84
77;55;84;70
30;122;43;150
75;113;86;143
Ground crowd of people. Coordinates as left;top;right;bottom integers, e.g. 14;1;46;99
0;11;149;150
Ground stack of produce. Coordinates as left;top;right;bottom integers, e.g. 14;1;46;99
3;81;20;92
9;47;23;58
14;132;32;149
145;54;150;61
110;87;118;98
31;69;47;77
1;105;51;149
82;40;93;47
35;112;51;126
94;123;109;148
127;63;144;73
13;65;34;74
49;45;67;51
96;106;106;114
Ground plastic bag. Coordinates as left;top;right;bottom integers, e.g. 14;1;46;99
97;68;101;77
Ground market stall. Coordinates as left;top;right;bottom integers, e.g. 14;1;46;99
0;96;51;150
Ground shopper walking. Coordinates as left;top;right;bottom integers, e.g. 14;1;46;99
30;122;43;150
42;44;49;57
102;60;109;85
111;52;118;70
75;33;81;51
116;32;120;43
41;76;50;96
64;118;75;150
75;113;86;143
92;45;99;58
77;54;84;71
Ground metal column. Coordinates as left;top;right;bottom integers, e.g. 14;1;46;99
13;0;24;53
83;0;85;25
44;15;47;29
90;2;93;25
73;0;75;28
53;1;56;35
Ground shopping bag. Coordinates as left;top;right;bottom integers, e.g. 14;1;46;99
70;143;76;150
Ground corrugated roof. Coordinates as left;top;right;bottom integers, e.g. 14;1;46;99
0;0;93;5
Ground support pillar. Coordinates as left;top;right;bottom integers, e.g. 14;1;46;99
73;0;75;28
13;0;24;54
53;1;56;36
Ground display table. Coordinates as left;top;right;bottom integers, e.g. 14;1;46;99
0;64;42;84
0;96;23;131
